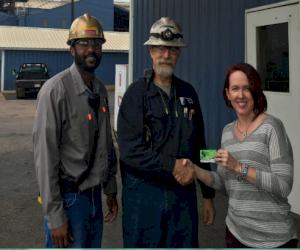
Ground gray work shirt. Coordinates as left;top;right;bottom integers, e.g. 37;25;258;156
33;63;117;229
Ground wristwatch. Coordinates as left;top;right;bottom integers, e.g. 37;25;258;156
240;163;249;180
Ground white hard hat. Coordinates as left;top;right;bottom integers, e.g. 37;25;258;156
144;17;186;47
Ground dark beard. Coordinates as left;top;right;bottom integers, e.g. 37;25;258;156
74;52;101;73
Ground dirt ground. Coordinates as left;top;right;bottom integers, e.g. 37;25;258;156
0;92;298;248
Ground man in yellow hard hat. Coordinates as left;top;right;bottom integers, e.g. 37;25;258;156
118;17;215;247
33;14;118;248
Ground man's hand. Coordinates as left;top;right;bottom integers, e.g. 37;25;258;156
173;159;195;186
104;193;118;223
202;198;215;225
51;222;73;248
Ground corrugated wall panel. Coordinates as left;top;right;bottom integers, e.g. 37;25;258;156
18;0;114;30
5;50;72;90
4;50;128;90
98;52;128;85
133;0;283;148
0;13;18;25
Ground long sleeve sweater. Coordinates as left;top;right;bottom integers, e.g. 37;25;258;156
211;114;297;248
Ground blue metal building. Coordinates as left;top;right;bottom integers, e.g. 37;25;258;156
130;0;285;149
0;0;128;91
0;27;128;92
3;50;128;90
17;0;114;30
0;1;129;92
0;12;17;25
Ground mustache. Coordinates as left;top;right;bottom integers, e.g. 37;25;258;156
85;52;98;59
158;59;173;65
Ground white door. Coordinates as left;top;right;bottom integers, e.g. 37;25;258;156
246;1;300;214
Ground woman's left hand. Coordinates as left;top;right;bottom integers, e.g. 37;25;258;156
215;149;240;173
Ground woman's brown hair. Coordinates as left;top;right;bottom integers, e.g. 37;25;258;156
223;63;267;116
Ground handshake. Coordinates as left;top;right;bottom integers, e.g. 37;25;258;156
172;159;195;186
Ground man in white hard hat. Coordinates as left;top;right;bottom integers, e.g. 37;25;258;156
33;14;118;248
118;17;215;247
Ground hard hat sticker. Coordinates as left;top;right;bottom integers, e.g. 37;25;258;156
67;14;106;45
84;27;98;35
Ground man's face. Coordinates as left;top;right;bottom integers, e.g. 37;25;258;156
149;45;180;78
70;38;103;73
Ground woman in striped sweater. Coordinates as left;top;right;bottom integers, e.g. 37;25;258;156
176;63;298;248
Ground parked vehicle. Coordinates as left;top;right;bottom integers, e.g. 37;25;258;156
14;63;49;99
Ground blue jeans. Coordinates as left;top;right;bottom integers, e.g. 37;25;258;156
122;173;198;247
44;187;103;248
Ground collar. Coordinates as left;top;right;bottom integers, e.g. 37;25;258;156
144;68;177;98
70;63;101;96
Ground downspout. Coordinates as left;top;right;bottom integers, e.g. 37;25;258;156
1;51;5;92
298;0;300;28
128;0;134;85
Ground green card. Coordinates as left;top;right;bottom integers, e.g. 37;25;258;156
200;149;216;163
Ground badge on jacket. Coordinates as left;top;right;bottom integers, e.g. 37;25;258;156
179;97;193;106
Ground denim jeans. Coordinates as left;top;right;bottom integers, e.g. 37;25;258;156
44;186;103;248
122;173;198;247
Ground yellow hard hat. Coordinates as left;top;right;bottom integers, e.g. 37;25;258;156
67;13;106;45
144;17;186;47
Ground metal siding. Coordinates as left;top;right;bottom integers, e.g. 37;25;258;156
4;50;127;90
4;50;72;90
0;27;129;52
0;13;18;25
133;0;284;149
19;0;114;30
96;52;128;85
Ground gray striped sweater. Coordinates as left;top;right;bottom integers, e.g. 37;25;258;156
211;114;297;248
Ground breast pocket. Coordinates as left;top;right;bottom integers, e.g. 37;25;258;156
176;105;197;158
62;109;88;147
146;107;170;144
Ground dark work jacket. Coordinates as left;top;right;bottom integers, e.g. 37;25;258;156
117;69;215;198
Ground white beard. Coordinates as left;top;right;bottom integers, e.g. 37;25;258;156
153;64;174;78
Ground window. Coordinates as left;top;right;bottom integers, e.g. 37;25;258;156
256;23;289;92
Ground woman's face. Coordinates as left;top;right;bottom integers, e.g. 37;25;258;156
226;70;255;118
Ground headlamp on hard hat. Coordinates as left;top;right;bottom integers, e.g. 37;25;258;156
150;28;183;42
144;17;186;47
